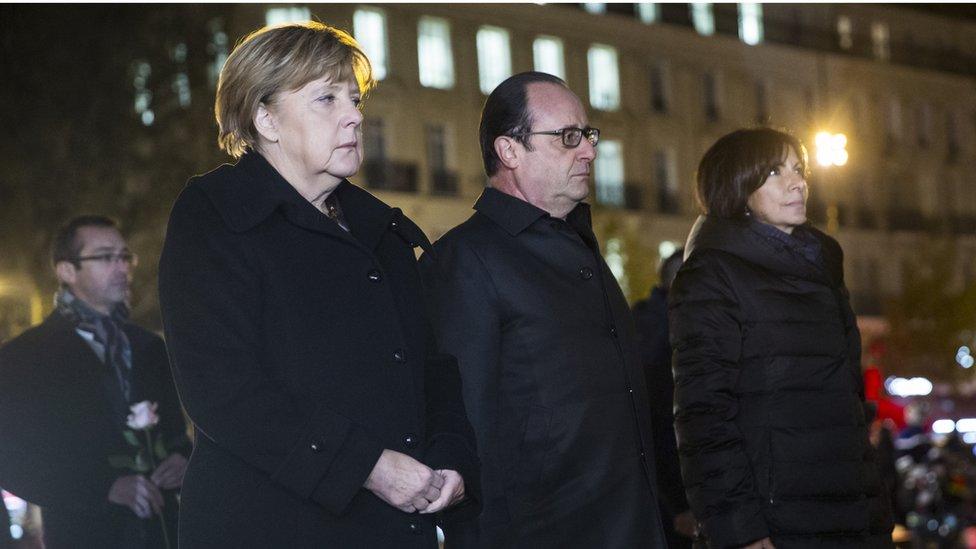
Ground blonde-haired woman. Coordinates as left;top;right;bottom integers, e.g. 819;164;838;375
159;22;477;547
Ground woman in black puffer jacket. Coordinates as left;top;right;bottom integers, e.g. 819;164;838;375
669;128;893;549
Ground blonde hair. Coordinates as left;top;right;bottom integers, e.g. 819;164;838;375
215;21;375;158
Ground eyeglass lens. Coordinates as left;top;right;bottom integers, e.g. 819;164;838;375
562;127;599;147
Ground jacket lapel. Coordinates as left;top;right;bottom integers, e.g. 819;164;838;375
47;313;130;431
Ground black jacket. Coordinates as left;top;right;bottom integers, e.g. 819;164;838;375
0;311;189;548
421;188;665;548
633;286;692;547
158;152;479;548
669;216;893;548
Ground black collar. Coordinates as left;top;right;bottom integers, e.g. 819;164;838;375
685;215;839;285
195;151;413;251
473;187;593;239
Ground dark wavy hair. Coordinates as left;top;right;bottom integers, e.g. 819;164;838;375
695;127;809;219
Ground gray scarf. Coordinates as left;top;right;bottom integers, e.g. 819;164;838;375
54;288;133;402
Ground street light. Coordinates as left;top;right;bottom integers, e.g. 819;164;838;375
815;131;849;167
813;131;849;234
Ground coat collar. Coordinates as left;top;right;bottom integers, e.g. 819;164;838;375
196;151;407;251
473;187;593;240
684;215;841;286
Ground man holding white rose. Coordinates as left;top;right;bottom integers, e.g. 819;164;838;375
0;215;191;548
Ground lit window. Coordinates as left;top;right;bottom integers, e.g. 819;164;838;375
533;36;565;80
476;26;512;94
354;8;388;81
583;2;606;14
872;22;890;61
418;17;455;89
595;140;625;206
691;3;715;36
738;3;763;45
636;3;660;24
587;44;620;111
265;7;311;26
837;16;853;50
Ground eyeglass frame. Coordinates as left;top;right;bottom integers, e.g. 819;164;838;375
70;252;139;267
508;126;601;148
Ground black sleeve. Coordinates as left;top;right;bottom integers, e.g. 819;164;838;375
0;343;118;512
419;348;482;522
669;252;769;547
420;238;502;526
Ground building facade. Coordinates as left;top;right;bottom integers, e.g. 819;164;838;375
223;3;976;312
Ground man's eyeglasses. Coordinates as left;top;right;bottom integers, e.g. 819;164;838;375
72;252;139;267
509;126;600;148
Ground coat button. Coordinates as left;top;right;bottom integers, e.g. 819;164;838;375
403;433;418;448
393;349;406;363
609;325;617;337
367;269;382;283
310;440;324;452
390;219;399;231
408;521;420;534
579;267;593;280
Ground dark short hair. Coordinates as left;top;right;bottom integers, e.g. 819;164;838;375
695;127;809;219
52;215;119;267
479;71;567;177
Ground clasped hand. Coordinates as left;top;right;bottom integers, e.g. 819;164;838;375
108;453;188;518
364;449;465;514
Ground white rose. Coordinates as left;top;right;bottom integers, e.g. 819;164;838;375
126;401;160;430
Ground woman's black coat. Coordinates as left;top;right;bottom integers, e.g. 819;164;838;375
669;216;893;548
158;152;479;548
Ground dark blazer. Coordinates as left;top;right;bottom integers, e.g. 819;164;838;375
421;188;665;548
669;216;893;548
158;151;479;548
0;311;189;548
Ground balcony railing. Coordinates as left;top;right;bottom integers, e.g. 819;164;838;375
950;214;976;235
430;169;458;196
361;159;418;193
887;209;934;232
854;208;879;231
